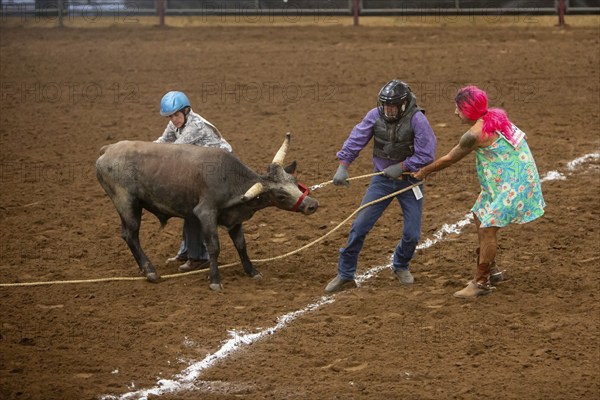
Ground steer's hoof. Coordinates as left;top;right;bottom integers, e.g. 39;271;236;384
146;272;160;283
209;283;224;292
252;271;263;280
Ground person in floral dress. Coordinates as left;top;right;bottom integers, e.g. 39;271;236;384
413;85;545;298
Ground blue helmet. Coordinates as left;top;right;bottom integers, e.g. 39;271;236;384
159;91;190;117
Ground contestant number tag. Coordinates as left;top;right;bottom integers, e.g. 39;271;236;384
412;185;423;200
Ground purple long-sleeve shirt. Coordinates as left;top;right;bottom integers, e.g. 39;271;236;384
336;108;437;172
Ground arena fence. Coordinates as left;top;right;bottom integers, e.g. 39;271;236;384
0;1;597;28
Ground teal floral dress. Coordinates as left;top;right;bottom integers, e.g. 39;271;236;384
472;127;545;228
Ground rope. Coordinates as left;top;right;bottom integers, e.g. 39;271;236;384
309;171;410;191
0;276;147;287
247;181;421;263
0;176;421;288
309;171;383;191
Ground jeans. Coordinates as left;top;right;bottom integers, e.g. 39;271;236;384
337;174;424;280
176;218;208;261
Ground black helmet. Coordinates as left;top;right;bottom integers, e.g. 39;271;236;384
377;80;411;122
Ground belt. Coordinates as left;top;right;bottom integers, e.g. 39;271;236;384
380;173;412;181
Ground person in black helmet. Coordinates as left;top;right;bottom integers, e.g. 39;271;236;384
325;80;437;293
155;91;232;273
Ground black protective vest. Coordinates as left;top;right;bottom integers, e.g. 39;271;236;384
373;94;423;162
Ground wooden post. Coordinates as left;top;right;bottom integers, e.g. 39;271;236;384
352;0;359;26
158;0;165;27
557;0;566;27
57;0;63;28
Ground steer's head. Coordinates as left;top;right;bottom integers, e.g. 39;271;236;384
240;133;319;215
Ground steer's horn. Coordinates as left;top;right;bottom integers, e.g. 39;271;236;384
271;132;291;166
241;182;264;201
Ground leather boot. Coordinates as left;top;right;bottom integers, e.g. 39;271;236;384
475;247;505;286
454;262;493;298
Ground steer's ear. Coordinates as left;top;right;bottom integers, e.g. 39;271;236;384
284;160;297;177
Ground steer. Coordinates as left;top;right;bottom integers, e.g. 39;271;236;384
96;133;318;291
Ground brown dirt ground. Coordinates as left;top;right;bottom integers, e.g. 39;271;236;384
0;17;599;400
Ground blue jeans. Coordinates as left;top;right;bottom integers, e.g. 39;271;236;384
177;218;208;261
337;175;424;280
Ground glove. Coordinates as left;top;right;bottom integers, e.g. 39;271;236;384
382;163;405;179
333;164;349;186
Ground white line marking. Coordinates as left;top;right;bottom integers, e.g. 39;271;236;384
541;152;599;182
566;153;600;170
100;297;335;400
101;152;599;400
541;171;566;181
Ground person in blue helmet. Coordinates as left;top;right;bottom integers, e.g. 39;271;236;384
155;91;233;273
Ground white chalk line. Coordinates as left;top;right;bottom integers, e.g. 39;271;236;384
541;152;600;182
100;297;335;400
101;151;599;400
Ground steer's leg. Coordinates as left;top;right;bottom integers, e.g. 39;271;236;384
116;197;159;283
228;224;262;279
195;207;222;291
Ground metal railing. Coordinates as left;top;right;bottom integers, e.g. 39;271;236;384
0;0;597;19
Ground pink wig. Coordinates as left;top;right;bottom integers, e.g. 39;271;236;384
455;85;514;141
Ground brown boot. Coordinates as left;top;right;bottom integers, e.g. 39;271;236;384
475;247;505;285
454;262;493;298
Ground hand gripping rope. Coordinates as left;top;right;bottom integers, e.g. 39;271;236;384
0;172;421;287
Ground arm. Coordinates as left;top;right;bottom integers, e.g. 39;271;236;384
154;123;176;143
402;112;437;171
412;129;478;180
335;108;378;166
332;109;377;186
383;112;437;178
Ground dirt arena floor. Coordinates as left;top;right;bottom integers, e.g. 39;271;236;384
1;15;599;400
